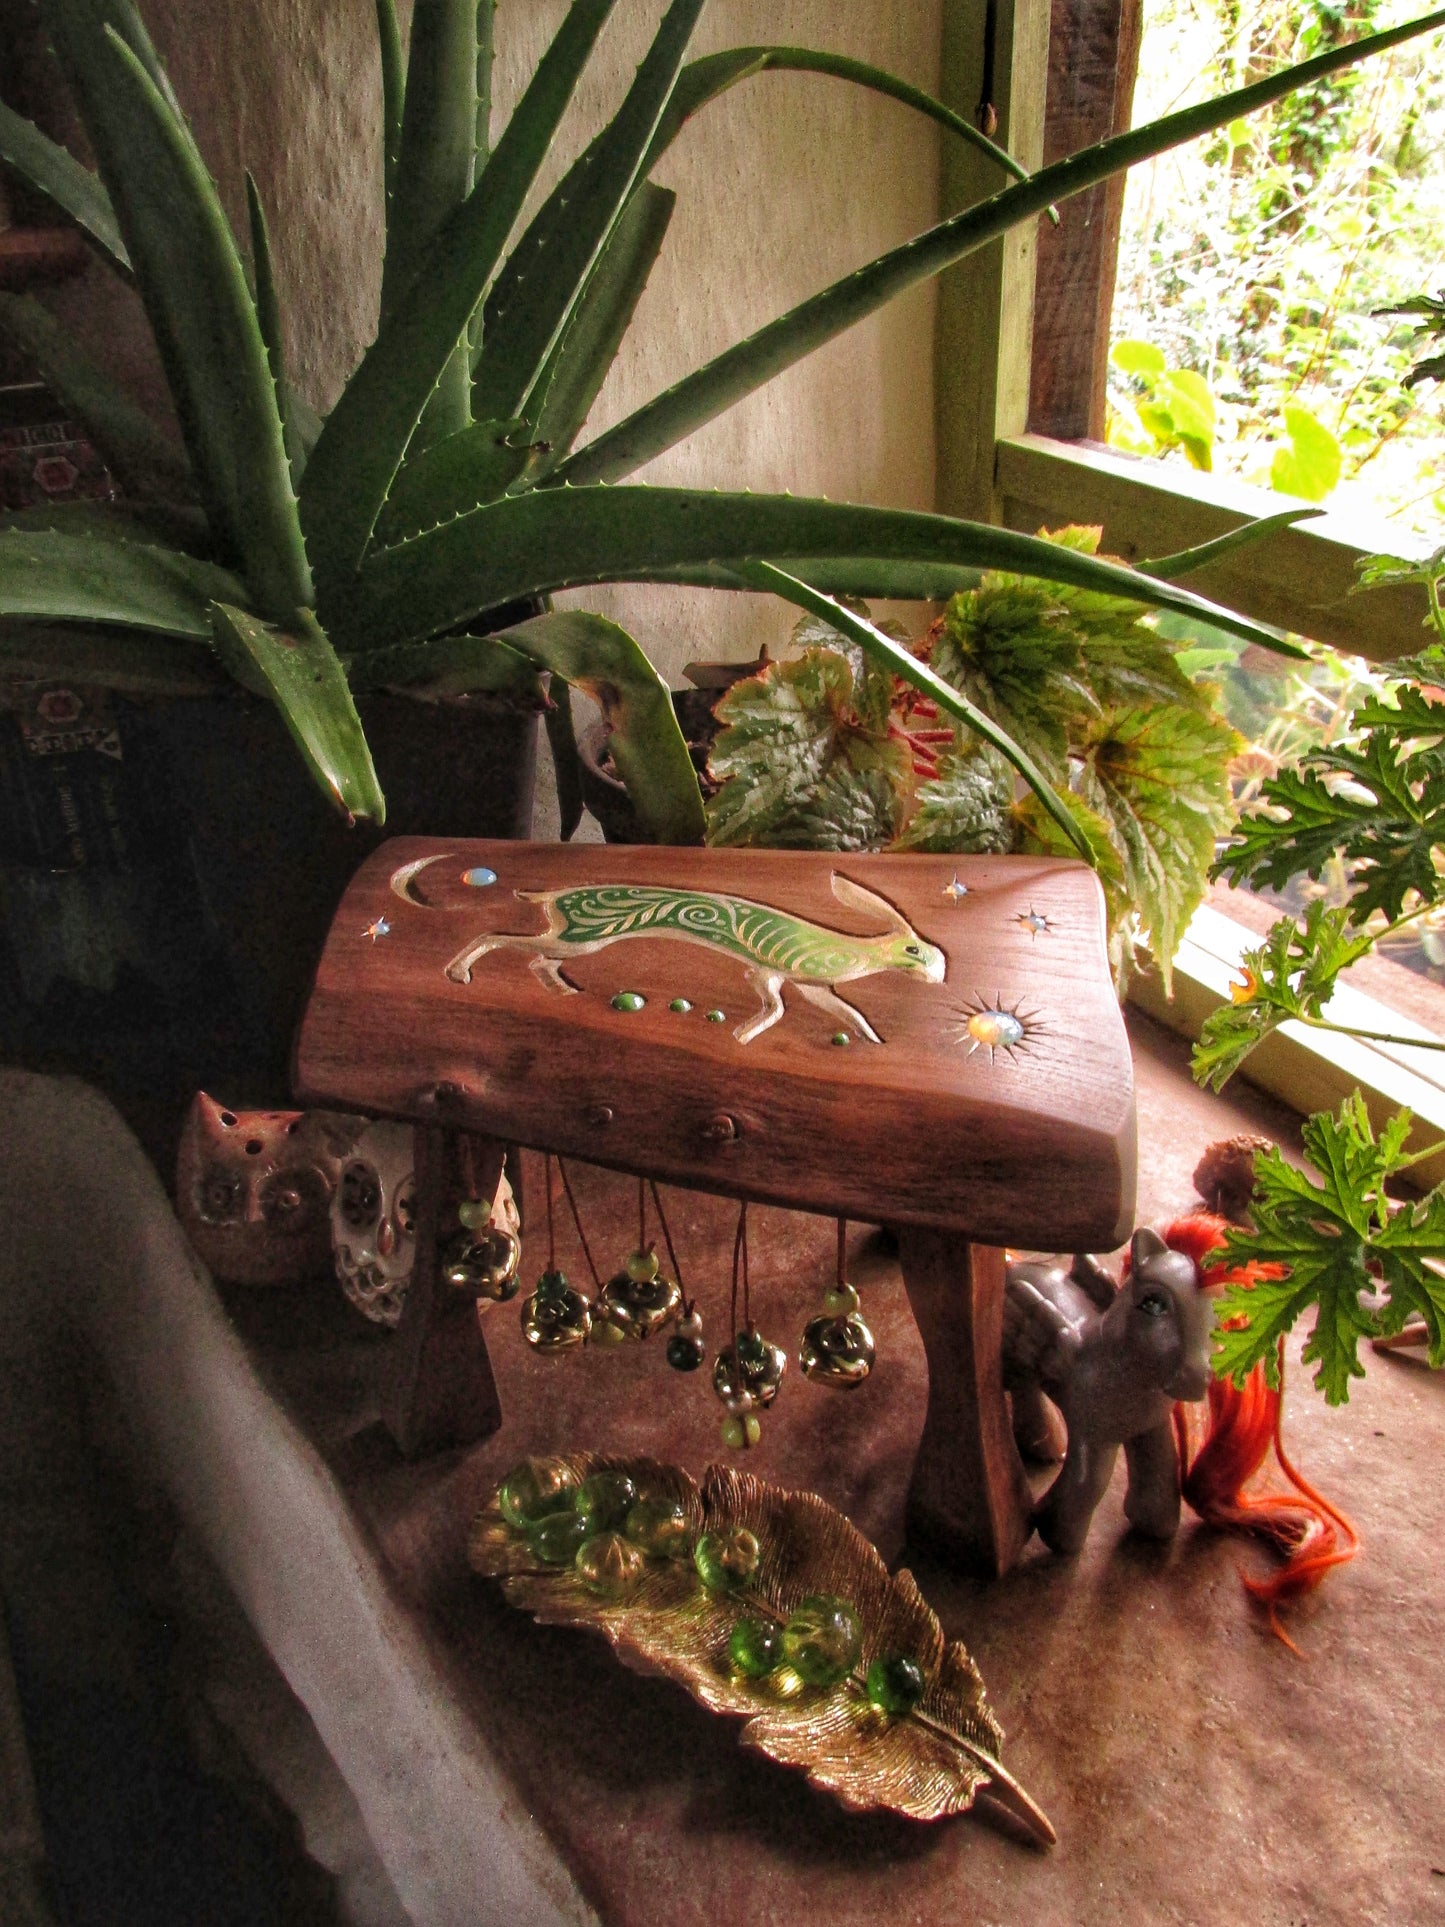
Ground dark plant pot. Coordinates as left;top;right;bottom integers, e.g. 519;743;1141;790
0;682;539;1145
578;688;721;844
158;687;539;1080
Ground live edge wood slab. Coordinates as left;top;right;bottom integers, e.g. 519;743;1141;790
294;840;1136;1575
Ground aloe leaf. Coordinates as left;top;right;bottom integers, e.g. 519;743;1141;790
1;496;211;556
0;527;245;637
497;609;705;844
739;561;1089;858
207;601;385;822
373;418;542;545
544;678;585;840
644;47;1033;193
384;0;477;443
343;630;545;700
0;99;131;276
530;182;675;464
0;291;195;504
376;0;404;206
300;0;618;582
476;0;495;164
554;7;1445;486
1143;508;1323;581
245;173;307;490
473;0;705;427
0;621;222;696
332;485;1317;658
41;16;311;618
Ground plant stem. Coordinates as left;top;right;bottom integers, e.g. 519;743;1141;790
1296;1012;1445;1050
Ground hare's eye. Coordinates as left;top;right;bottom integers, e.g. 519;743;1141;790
1137;1290;1170;1317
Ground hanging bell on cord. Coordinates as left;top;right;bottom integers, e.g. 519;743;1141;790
442;1224;522;1301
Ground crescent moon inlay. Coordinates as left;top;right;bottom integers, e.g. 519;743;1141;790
390;852;453;908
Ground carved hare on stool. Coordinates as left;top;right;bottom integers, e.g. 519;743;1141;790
1004;1228;1212;1554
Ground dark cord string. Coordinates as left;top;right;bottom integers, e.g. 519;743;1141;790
557;1157;602;1290
837;1215;847;1288
649;1180;687;1312
544;1153;556;1271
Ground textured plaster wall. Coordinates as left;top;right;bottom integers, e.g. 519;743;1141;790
41;0;944;683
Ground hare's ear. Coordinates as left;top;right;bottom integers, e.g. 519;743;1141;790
1130;1226;1168;1271
830;873;913;937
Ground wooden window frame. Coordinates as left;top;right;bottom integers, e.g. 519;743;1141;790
935;0;1443;1165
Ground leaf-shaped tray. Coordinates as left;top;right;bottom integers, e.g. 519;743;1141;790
469;1453;1053;1845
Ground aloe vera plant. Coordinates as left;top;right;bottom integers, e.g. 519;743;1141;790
2;0;1443;842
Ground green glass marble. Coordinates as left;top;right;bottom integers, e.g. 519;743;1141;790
611;991;646;1012
498;1457;577;1531
831;1031;850;1047
822;1283;860;1317
720;1411;761;1450
782;1594;862;1686
865;1653;925;1715
623;1496;692;1560
528;1509;591;1566
705;1009;726;1024
693;1527;761;1594
575;1531;646;1600
668;997;692;1014
575;1471;637;1533
728;1617;782;1679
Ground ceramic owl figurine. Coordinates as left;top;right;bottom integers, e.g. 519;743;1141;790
176;1092;363;1286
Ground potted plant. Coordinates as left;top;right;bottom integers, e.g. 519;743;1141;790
1;0;1440;1083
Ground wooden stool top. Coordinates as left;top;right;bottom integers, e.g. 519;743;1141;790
294;840;1135;1249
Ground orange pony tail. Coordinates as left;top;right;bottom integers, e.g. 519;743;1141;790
1163;1213;1358;1653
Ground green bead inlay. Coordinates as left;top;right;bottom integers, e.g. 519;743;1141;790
729;1617;782;1679
782;1594;862;1686
865;1653;925;1715
705;1008;726;1024
669;997;693;1014
831;1031;850;1047
611;991;646;1012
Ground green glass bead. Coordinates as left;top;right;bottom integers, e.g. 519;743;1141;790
575;1471;637;1533
625;1247;659;1284
705;1009;726;1024
575;1531;647;1600
728;1617;783;1679
535;1268;569;1297
624;1496;692;1560
669;998;693;1014
782;1594;862;1686
823;1283;860;1317
666;1332;705;1372
498;1457;577;1531
720;1412;761;1450
831;1031;850;1047
611;991;646;1012
693;1527;761;1594
528;1509;591;1566
456;1197;490;1229
865;1653;926;1715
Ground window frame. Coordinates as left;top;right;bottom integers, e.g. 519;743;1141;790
935;0;1443;1153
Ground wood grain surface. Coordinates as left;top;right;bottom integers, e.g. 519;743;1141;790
295;841;1136;1250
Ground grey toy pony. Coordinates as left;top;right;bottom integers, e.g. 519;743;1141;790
1004;1228;1213;1554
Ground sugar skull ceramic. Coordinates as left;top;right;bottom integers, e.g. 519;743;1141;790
330;1120;418;1328
176;1092;359;1286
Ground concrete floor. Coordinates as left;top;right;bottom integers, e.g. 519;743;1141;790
252;1009;1445;1927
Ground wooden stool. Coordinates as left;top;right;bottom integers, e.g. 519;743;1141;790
294;841;1135;1576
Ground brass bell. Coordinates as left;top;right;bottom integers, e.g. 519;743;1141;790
599;1264;682;1339
521;1269;592;1351
713;1325;786;1409
800;1311;875;1388
442;1225;522;1301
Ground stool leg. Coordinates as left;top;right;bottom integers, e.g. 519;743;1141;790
897;1230;1032;1577
382;1125;504;1458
